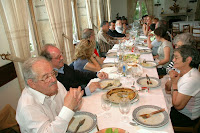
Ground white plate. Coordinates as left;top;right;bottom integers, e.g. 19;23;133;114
67;111;97;133
139;49;152;54
102;63;116;68
132;105;169;128
100;67;117;74
140;61;158;68
137;77;161;88
106;52;117;58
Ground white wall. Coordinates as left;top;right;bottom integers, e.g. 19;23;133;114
0;14;21;110
111;0;127;20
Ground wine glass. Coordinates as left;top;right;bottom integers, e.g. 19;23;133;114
101;94;112;118
119;98;131;123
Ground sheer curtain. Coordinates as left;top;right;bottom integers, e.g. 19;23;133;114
0;0;31;91
44;0;74;64
85;0;93;28
195;0;200;21
127;0;138;23
144;0;154;16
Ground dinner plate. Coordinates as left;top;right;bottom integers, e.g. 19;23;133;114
67;111;97;133
132;105;169;128
96;127;128;133
102;63;116;68
99;79;121;90
100;67;118;74
106;88;138;104
106;52;117;58
136;77;161;88
139;49;152;54
140;61;158;68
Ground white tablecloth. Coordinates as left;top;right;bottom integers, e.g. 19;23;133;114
79;45;174;133
172;21;200;32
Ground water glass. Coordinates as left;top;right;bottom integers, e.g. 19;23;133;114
119;98;131;123
101;94;112;117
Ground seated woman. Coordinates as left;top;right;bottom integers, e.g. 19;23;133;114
154;27;173;75
165;33;196;94
169;45;200;127
73;39;101;73
142;15;153;36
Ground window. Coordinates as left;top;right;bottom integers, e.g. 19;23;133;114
134;0;148;20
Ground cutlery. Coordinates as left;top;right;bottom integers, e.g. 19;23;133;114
143;59;146;63
139;108;165;119
95;114;100;131
74;119;85;133
67;117;75;130
146;74;152;84
102;83;113;90
129;122;138;126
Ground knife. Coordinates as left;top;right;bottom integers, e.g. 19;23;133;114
146;74;152;84
74;119;85;133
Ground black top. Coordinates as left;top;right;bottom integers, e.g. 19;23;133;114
107;29;126;37
56;64;97;95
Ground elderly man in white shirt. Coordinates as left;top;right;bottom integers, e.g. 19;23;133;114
16;57;83;133
115;19;126;34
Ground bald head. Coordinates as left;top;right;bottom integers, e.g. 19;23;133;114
40;44;64;69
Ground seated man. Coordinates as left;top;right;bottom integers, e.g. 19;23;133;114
107;20;126;38
97;20;119;57
115;19;126;34
40;44;108;96
169;45;200;127
16;57;84;133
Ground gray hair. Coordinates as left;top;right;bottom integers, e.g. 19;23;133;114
173;33;196;46
40;44;56;61
174;45;200;68
22;57;47;86
82;28;94;39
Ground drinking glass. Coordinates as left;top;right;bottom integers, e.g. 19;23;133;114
101;94;112;118
119;98;131;122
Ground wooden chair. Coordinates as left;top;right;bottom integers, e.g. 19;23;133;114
172;23;180;37
173;118;200;133
183;25;190;33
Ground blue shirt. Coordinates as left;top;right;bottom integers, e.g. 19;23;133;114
152;39;161;56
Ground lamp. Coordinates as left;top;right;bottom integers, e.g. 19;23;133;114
154;0;161;6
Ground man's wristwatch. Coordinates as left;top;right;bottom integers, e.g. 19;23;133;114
173;89;178;92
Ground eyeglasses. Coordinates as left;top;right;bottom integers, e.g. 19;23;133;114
38;70;58;83
52;53;63;60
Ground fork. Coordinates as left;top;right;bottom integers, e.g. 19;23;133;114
146;74;152;84
139;108;165;119
74;119;85;133
102;83;113;90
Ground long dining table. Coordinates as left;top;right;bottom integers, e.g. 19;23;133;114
78;41;174;133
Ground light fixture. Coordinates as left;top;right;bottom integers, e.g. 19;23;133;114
154;0;161;6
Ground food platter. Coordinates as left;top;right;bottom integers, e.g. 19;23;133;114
106;88;137;104
67;111;97;133
139;49;152;54
132;105;169;128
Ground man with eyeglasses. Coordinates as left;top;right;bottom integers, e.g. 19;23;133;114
40;44;108;96
16;57;84;133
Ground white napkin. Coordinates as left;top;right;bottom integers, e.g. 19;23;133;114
136;129;168;133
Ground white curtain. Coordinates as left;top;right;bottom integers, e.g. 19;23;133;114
97;0;103;24
0;0;31;91
44;0;74;64
195;0;200;21
85;0;93;28
144;0;154;16
127;0;138;23
107;0;111;22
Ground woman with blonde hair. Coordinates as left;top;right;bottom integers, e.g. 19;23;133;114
73;39;101;72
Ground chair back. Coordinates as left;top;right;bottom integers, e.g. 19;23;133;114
183;25;190;33
192;26;200;50
172;23;180;37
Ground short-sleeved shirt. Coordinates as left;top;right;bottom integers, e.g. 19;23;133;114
157;40;173;68
115;26;123;34
178;68;200;120
151;39;161;56
74;58;90;73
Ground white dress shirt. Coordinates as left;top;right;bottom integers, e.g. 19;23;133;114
16;81;74;133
